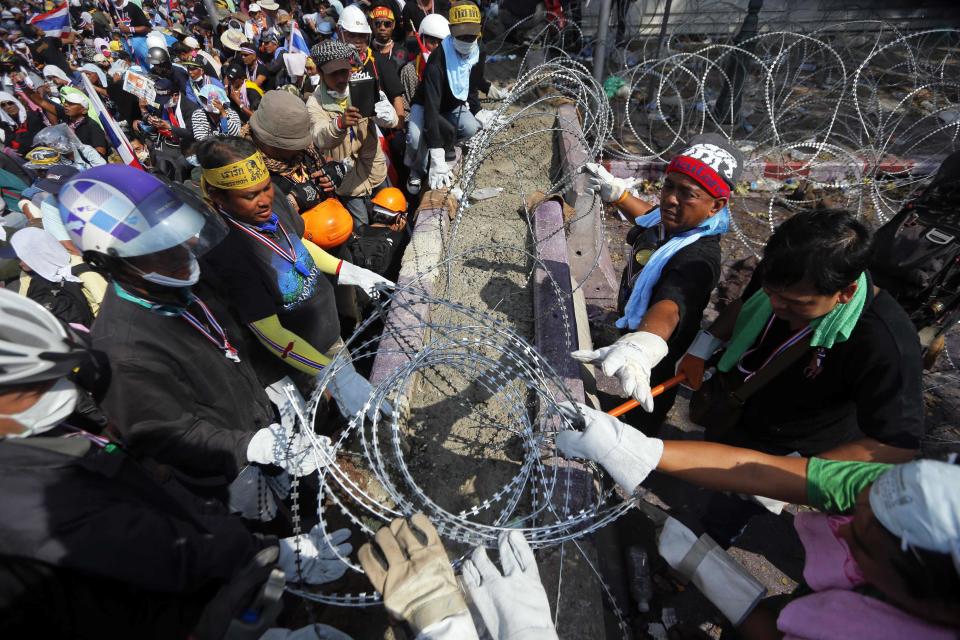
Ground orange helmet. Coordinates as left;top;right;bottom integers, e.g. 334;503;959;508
371;187;407;215
302;198;354;249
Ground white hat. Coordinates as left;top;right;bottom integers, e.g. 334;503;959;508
64;92;88;106
870;459;960;559
338;4;371;34
9;7;21;14
419;14;450;40
220;28;249;52
183;35;200;49
248;2;261;11
258;0;279;9
43;65;71;85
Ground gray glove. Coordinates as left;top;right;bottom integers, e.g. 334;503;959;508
278;525;353;585
246;423;324;477
461;531;558;640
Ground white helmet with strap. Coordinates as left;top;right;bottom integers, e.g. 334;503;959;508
338;4;371;34
0;289;88;386
419;14;450;40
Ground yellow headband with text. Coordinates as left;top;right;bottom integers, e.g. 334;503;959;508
202;152;269;190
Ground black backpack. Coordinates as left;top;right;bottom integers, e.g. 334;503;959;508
870;151;960;331
24;263;96;329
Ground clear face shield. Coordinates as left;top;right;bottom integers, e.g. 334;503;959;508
119;183;229;288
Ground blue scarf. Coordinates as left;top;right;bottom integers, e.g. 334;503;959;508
441;36;479;101
616;206;730;330
256;213;280;234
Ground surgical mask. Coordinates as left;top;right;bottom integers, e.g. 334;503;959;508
327;87;349;101
1;378;79;438
135;149;150;164
453;38;478;56
185;154;199;167
134;254;200;288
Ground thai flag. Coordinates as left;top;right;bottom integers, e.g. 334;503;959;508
287;20;310;56
80;74;144;169
29;4;71;37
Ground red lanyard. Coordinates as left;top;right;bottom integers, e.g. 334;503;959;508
737;315;812;380
181;296;240;362
225;214;311;277
226;215;297;264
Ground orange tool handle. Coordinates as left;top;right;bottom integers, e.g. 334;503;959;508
607;374;687;418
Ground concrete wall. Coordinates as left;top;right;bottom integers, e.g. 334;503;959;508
575;0;960;36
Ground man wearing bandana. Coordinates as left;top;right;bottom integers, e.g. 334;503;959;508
575;134;744;434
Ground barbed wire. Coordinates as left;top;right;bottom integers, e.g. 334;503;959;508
285;18;959;635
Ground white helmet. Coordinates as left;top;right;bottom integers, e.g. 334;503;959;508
0;288;88;386
419;14;450;40
338;4;371;35
57;165;227;259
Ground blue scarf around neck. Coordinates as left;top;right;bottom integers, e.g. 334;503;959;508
616;206;730;330
441;36;479;101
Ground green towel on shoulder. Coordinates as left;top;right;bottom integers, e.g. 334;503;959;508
718;272;868;372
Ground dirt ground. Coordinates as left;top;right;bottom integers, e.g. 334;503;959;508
401;110;552;534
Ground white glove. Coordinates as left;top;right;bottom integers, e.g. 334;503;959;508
555;401;663;494
227;464;294;521
246;422;322;477
461;530;558;640
474;108;503;130
261;624;353;640
338;260;395;297
428;148;452;190
373;90;399;129
657;517;766;625
486;83;508;100
328;359;393;421
582;162;636;204
278;525;353;585
571;332;668;411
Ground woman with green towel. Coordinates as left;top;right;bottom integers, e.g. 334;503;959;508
674;209;924;544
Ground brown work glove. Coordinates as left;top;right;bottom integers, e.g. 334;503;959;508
675;330;725;390
358;513;467;634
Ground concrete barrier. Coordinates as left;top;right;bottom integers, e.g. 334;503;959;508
367;192;448;388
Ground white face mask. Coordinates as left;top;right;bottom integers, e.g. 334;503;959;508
1;378;78;438
135;254;200;288
327;87;349;101
453;38;478;56
422;50;431;62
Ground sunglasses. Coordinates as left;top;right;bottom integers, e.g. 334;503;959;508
373;20;394;28
0;101;15;107
454;34;478;43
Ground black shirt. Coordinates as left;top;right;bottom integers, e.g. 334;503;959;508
53;106;109;154
91;284;276;483
400;0;451;32
118;3;151;30
348;225;407;281
364;50;404;102
31;37;71;75
412;44;490;148
619;227;722;367
732;270;925;453
201;195;341;356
